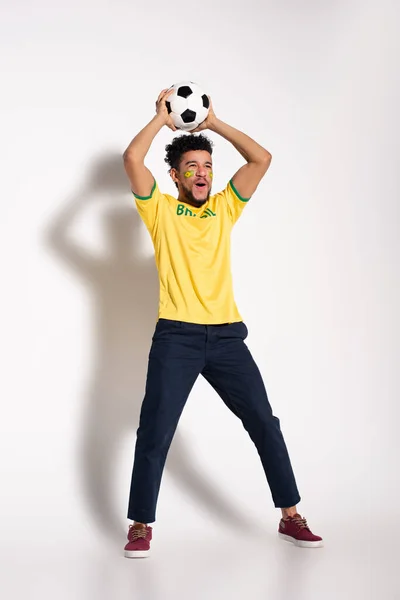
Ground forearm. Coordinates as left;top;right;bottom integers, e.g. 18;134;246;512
123;114;166;162
208;118;271;164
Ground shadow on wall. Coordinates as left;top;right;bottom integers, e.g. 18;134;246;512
44;153;256;543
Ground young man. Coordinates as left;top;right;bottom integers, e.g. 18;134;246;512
122;89;323;557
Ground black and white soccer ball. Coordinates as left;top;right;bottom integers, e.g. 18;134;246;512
166;81;210;132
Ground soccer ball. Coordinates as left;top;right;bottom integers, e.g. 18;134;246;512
166;81;210;132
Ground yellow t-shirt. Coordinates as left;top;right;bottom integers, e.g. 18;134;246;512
133;179;250;324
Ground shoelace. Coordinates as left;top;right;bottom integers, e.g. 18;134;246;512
129;526;148;541
291;515;309;530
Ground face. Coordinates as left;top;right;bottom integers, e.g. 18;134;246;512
171;150;213;206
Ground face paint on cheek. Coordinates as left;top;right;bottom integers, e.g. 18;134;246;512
184;170;195;178
209;172;213;179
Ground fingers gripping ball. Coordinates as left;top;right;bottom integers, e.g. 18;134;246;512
166;81;210;132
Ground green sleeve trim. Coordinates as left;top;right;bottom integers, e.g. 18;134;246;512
132;179;157;200
229;179;250;202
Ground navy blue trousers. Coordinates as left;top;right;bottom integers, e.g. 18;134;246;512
127;319;301;523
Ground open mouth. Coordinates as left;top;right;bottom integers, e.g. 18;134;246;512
194;182;207;190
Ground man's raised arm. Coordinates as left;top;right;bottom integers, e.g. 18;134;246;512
123;89;176;197
193;99;272;199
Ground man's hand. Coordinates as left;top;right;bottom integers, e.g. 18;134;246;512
190;97;217;133
155;88;177;132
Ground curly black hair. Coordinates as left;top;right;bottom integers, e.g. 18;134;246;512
164;133;213;172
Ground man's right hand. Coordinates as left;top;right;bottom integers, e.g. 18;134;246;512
156;88;177;132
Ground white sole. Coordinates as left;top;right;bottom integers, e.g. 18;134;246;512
278;532;324;548
124;550;151;559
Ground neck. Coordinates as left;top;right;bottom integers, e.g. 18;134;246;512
177;190;207;208
179;197;206;208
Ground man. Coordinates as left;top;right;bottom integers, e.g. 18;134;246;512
122;89;323;557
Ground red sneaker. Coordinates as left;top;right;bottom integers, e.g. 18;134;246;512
124;524;153;558
278;514;323;548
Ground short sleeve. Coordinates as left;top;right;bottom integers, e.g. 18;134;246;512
133;180;162;234
221;179;251;225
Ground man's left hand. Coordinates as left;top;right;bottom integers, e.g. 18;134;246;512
190;97;217;133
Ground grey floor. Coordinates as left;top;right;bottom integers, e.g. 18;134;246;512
5;515;397;600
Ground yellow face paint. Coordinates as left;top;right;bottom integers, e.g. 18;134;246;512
183;170;213;180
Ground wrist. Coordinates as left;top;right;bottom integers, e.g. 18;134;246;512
207;116;221;132
154;112;168;127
